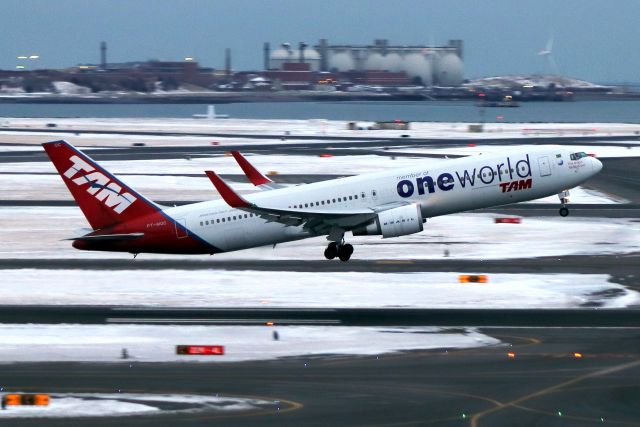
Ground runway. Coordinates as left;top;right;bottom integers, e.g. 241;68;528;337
0;305;639;327
0;137;640;166
1;253;637;275
1;327;639;427
4;125;640;146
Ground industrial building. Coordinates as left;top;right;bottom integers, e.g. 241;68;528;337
265;39;464;87
0;39;466;96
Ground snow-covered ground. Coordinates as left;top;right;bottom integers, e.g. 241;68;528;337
0;325;499;363
380;144;640;159
0;393;277;418
524;187;624;204
1;270;636;309
0;153;436;176
1;207;636;260
3;118;640;141
0;145;50;152
0;132;266;148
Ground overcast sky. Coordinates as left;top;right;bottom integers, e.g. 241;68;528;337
2;0;639;83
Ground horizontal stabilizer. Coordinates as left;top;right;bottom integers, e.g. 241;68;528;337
67;233;145;242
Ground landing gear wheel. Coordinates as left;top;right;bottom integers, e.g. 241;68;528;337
324;242;338;260
338;244;354;262
559;206;569;217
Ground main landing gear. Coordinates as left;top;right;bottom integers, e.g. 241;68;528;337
558;190;570;217
324;227;353;262
324;241;354;262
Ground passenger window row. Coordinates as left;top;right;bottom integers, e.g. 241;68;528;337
476;167;525;179
289;192;365;209
200;213;255;227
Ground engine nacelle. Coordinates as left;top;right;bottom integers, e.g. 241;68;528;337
353;203;424;238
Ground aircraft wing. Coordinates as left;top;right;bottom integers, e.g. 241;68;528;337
205;171;377;233
230;151;285;190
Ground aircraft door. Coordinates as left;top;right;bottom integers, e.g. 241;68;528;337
175;218;189;239
537;156;552;177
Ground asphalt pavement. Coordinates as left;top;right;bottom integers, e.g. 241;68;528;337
0;328;639;427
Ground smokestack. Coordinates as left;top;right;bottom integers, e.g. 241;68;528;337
299;41;307;63
225;48;231;77
100;41;107;70
263;42;270;70
448;39;463;59
318;38;328;71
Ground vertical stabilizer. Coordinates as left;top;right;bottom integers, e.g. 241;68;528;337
42;140;161;230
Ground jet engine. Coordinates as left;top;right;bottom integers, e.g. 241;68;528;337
352;203;424;238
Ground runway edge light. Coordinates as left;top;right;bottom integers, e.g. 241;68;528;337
176;345;225;355
459;275;488;283
2;394;50;407
494;217;522;224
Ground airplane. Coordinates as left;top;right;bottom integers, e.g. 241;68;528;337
42;140;603;261
192;105;229;119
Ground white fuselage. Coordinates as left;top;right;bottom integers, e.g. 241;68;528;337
166;147;601;253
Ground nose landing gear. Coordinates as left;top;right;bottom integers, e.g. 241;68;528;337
558;190;570;217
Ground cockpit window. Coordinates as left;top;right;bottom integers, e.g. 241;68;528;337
570;152;588;161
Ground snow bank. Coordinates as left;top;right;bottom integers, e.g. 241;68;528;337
1;270;636;309
0;325;499;362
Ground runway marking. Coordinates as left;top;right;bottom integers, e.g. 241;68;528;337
470;358;640;427
511;383;640;425
491;334;541;347
513;402;640;426
320;331;538;367
272;379;506;427
106;318;341;325
375;260;415;265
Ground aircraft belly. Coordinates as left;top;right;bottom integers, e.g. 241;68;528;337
205;221;308;252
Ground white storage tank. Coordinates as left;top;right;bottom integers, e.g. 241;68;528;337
364;52;385;70
270;48;293;69
381;52;403;72
434;53;464;86
402;53;433;86
329;51;355;72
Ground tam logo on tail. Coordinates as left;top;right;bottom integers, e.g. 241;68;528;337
63;155;137;214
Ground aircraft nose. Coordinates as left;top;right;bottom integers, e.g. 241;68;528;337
591;156;603;173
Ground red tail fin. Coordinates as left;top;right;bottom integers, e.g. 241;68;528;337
43;140;161;230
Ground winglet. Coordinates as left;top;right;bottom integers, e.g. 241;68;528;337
205;171;251;208
230;151;273;186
